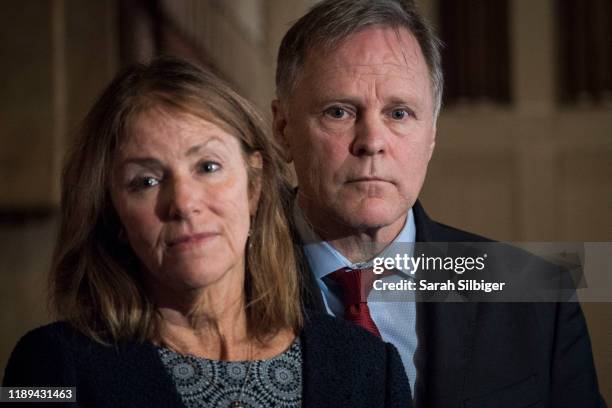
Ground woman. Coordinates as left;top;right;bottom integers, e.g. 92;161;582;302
3;57;410;407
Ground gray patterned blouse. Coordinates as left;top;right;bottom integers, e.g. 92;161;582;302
157;338;302;408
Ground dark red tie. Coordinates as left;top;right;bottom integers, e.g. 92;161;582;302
329;267;382;337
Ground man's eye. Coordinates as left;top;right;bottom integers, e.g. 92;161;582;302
199;161;221;173
391;109;409;120
324;106;349;119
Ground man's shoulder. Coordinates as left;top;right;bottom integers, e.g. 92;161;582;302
429;219;493;242
412;200;493;243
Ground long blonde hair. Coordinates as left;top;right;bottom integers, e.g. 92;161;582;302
50;57;302;344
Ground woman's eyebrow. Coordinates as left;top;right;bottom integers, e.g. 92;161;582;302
185;136;226;157
118;136;229;169
119;157;163;170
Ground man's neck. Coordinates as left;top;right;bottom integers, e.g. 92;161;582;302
300;206;407;264
325;232;401;264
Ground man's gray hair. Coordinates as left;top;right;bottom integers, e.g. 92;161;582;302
276;0;444;118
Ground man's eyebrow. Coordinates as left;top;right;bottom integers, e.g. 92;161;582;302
314;95;422;110
314;95;363;106
386;95;420;106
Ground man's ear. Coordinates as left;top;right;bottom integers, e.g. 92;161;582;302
427;123;437;162
247;152;263;216
271;99;293;163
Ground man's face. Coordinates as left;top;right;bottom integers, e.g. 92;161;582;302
273;26;436;239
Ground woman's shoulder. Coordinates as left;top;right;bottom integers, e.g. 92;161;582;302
2;322;85;387
301;310;390;356
9;321;90;354
299;311;412;406
19;321;79;338
10;321;73;350
302;310;378;337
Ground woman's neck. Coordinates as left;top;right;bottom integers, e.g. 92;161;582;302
156;305;296;361
148;267;296;361
157;297;251;360
147;265;251;360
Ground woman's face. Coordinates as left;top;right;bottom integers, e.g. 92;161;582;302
111;107;260;294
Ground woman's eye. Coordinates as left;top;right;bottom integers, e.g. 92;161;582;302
199;161;221;173
129;176;159;191
324;106;350;119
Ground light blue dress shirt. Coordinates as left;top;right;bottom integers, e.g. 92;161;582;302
293;204;418;392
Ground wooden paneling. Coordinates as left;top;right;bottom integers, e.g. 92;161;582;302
557;0;612;104
0;2;56;207
439;0;511;105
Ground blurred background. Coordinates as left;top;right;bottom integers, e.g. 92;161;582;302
1;0;611;396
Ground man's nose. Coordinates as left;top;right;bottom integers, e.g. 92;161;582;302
166;176;200;220
351;113;388;156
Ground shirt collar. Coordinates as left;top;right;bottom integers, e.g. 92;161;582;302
293;201;416;280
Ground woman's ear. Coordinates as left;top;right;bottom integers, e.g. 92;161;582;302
247;152;263;215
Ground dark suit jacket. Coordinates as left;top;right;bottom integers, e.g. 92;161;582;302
295;200;605;408
3;313;411;407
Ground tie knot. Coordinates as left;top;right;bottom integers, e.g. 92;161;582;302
329;267;378;304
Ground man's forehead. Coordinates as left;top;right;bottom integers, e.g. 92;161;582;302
302;26;426;78
303;62;422;83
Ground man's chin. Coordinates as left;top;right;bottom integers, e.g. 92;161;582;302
336;202;407;233
300;192;410;237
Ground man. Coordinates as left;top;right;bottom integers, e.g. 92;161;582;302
272;0;605;407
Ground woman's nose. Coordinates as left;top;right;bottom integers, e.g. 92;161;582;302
166;177;200;220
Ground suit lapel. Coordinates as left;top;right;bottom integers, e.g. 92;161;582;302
412;200;478;408
414;301;478;407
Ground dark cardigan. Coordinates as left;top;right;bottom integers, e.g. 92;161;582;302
3;312;411;407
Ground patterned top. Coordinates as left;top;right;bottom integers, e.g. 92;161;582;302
157;338;302;408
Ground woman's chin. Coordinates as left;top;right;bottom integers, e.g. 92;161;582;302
151;256;242;295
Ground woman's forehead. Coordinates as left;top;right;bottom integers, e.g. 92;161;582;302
119;108;239;156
